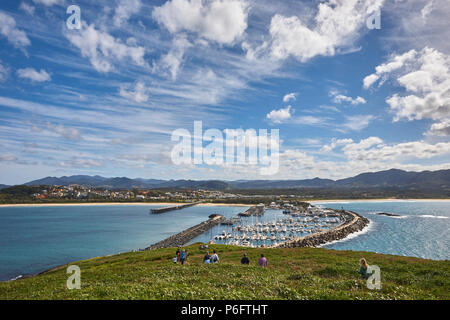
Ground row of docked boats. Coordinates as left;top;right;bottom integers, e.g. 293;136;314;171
213;214;342;247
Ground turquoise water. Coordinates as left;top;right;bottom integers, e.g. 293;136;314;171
0;201;448;281
316;201;450;261
0;205;246;281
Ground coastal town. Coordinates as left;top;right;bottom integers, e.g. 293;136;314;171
1;184;316;204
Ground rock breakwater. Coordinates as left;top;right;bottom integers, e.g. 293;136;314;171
145;215;225;250
275;210;370;248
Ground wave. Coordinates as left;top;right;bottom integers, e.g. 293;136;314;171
319;219;374;247
419;215;448;219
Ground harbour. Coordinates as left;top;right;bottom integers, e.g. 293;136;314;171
147;202;369;249
206;204;368;248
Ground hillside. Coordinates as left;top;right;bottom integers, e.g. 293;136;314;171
1;244;448;300
22;169;450;191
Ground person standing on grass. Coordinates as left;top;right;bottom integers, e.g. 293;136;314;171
258;254;267;267
210;250;219;264
241;253;250;265
176;248;181;263
180;249;187;265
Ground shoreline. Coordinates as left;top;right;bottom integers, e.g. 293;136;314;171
0;202;250;208
1;198;450;208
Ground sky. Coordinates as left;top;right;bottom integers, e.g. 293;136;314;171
0;0;449;185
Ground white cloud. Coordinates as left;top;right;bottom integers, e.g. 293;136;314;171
153;35;192;80
363;74;379;89
320;138;354;152
45;123;82;140
421;1;434;19
283;92;297;103
335;95;366;105
32;0;61;6
384;0;450;54
59;159;102;168
426;119;450;136
330;91;366;105
266;105;293;123
265;0;384;62
113;0;142;28
363;49;418;89
119;81;149;103
349;140;450;162
321;136;450;163
366;48;450;124
152;0;249;45
17;68;51;82
292;115;328;126
340;114;375;132
342;136;384;158
0;11;31;49
19;2;35;15
65;23;148;73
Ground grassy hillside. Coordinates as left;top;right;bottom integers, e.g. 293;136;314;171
0;244;448;300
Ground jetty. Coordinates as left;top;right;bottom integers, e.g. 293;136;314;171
238;203;265;217
150;201;203;214
145;214;226;250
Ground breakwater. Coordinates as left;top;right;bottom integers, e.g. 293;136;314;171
238;204;265;217
150;201;202;214
274;210;370;248
145;214;226;250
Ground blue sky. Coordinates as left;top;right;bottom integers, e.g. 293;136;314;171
0;0;449;184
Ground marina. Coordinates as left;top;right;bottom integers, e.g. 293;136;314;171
145;202;364;249
190;203;361;248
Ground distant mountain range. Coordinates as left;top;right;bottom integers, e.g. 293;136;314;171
0;184;9;190
18;169;450;190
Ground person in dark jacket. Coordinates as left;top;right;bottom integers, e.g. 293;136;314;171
241;253;250;265
203;252;211;264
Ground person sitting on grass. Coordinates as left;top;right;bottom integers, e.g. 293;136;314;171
210;250;219;264
241;253;250;265
357;258;370;279
203;251;211;264
258;254;267;267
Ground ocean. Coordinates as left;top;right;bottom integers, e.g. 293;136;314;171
0;201;448;281
316;201;449;261
0;204;246;281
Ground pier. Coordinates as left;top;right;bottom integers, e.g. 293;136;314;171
145;214;226;250
150;201;203;214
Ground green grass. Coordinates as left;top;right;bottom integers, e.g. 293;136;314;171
0;244;448;300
